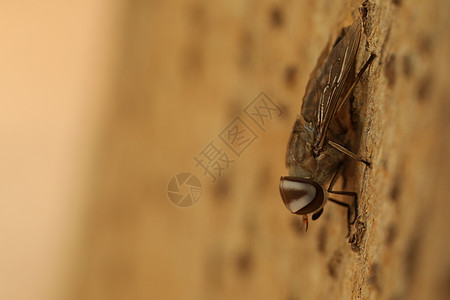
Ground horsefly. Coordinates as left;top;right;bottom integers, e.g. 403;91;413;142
279;18;376;234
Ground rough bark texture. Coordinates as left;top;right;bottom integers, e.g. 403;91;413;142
70;0;450;299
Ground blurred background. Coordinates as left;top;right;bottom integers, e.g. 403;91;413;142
1;0;450;299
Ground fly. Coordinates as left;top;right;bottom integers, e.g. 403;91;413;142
279;18;376;234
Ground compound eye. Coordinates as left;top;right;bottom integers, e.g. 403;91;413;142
279;177;324;215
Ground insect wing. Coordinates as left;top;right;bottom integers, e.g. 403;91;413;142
302;18;362;152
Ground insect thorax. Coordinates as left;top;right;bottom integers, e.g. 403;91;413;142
286;117;346;185
286;118;316;178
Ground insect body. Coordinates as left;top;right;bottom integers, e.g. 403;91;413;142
279;18;375;232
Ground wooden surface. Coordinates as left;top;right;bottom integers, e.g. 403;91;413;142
69;0;450;299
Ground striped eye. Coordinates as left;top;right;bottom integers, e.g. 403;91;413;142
279;176;324;215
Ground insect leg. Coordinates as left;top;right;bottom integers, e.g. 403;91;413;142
328;140;371;166
327;165;358;236
336;53;377;113
328;55;376;166
328;193;358;224
328;198;353;236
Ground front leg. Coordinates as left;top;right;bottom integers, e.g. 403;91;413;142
327;164;358;236
328;140;371;166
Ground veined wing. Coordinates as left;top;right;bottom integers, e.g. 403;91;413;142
301;18;362;153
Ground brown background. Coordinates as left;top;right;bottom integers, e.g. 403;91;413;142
1;0;450;299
